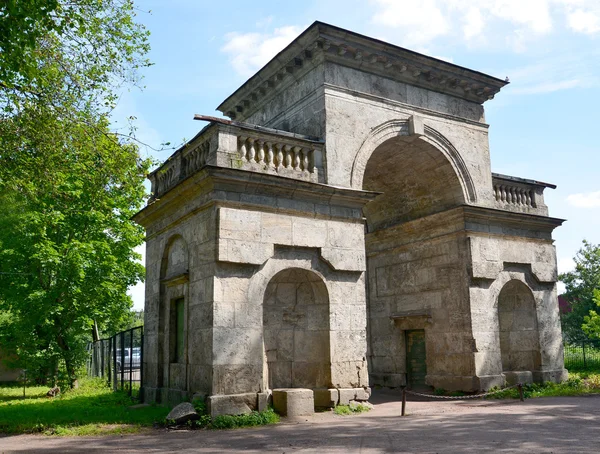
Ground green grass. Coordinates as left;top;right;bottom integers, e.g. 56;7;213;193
486;372;600;399
0;378;169;436
334;403;371;415
209;409;280;429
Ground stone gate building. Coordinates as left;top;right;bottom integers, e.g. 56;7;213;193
134;22;567;413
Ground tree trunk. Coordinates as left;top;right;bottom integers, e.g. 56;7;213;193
64;357;79;389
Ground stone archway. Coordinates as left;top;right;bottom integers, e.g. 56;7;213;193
350;119;476;203
263;268;331;390
360;121;475;390
498;279;541;374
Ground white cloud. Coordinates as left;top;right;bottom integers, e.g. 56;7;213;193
567;8;600;34
222;25;303;77
567;191;600;208
463;7;485;40
371;0;449;46
368;0;600;50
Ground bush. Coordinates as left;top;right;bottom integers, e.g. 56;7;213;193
210;409;279;429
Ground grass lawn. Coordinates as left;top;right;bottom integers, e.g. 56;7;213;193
485;372;600;399
0;378;169;436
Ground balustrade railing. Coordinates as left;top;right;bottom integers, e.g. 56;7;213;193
491;173;553;215
237;135;318;177
149;121;323;200
493;183;534;207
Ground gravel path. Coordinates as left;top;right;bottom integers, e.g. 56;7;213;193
2;390;599;453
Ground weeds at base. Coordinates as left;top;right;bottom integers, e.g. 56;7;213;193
334;403;371;415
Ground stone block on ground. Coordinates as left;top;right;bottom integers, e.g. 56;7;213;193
272;388;314;417
354;387;371;401
313;388;339;408
338;388;357;405
208;393;258;417
166;402;198;425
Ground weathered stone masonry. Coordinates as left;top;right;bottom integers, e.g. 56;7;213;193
134;22;567;414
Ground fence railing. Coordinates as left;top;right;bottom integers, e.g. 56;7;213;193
86;325;143;399
564;343;600;370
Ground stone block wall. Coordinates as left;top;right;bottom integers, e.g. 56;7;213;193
468;234;566;385
212;206;369;395
141;206;217;403
367;217;475;390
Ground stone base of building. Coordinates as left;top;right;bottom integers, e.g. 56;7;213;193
503;371;534;385
143;387;191;406
533;369;569;383
369;373;406;388
143;386;372;415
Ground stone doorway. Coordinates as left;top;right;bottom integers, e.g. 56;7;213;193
406;330;427;388
263;268;331;390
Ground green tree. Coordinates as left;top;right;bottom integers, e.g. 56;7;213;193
559;241;600;345
0;0;152;387
582;290;600;340
0;116;150;387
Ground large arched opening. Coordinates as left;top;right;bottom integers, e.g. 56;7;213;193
263;268;331;390
497;279;540;373
362;135;466;232
359;128;473;390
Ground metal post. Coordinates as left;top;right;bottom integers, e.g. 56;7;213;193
401;388;407;416
23;369;27;398
518;383;524;402
101;340;105;378
140;328;144;401
120;331;125;390
583;343;587;368
107;339;111;386
111;336;116;390
129;328;133;396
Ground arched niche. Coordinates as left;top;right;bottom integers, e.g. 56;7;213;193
158;235;189;391
497;279;541;373
263;267;331;389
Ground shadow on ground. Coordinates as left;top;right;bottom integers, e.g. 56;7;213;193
2;390;600;453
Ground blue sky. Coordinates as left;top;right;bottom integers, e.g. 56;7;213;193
122;0;600;310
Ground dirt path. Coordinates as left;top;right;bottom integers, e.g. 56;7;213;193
2;390;599;453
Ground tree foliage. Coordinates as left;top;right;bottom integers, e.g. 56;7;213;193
0;0;152;386
559;241;600;345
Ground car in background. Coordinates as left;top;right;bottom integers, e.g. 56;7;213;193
115;347;141;370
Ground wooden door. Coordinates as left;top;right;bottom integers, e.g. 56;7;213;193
406;330;427;388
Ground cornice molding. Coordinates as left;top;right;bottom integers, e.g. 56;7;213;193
217;21;508;120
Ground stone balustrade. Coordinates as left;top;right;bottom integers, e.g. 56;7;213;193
236;134;320;183
491;173;553;216
493;182;534;207
148;119;323;200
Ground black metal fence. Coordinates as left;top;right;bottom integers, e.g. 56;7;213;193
564;343;600;370
86;325;143;398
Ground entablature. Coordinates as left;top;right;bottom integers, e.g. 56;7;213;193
217;21;508;121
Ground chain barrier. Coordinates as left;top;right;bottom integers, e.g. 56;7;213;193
405;383;521;400
401;383;525;416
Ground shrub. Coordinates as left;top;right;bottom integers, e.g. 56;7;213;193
334;403;371;415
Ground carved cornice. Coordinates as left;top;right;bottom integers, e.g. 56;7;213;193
217;21;508;120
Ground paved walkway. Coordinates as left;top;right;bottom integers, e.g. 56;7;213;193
2;390;600;453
